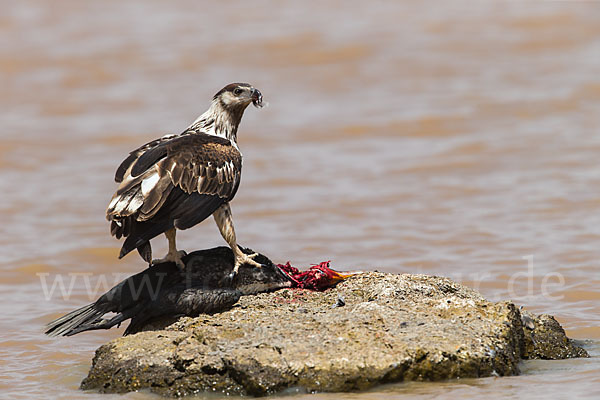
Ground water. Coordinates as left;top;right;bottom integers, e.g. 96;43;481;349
1;0;599;398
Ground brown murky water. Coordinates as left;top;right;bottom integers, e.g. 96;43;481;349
1;1;599;398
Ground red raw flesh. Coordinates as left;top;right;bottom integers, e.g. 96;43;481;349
276;261;344;291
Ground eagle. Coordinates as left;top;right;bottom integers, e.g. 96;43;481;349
106;83;264;277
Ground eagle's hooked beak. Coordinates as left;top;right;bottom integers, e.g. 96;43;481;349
251;88;264;108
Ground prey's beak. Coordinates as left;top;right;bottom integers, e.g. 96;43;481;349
251;88;263;108
327;270;358;284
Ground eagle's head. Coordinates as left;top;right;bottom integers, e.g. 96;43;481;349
189;83;264;141
213;83;263;110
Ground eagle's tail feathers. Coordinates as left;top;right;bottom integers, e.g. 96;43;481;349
136;241;152;264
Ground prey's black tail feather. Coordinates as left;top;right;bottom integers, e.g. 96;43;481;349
45;302;137;337
45;303;108;337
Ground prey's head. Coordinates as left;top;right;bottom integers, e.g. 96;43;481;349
213;83;263;111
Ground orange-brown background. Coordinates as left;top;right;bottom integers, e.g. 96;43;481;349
1;1;599;398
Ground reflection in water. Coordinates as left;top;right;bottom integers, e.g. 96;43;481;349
1;1;599;398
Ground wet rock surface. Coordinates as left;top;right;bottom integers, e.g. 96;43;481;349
81;272;588;396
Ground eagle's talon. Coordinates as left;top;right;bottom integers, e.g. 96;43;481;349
223;252;264;285
152;250;187;270
236;252;263;270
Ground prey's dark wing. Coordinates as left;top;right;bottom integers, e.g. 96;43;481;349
45;260;242;336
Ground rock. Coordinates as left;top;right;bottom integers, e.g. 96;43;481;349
81;272;588;396
520;310;588;359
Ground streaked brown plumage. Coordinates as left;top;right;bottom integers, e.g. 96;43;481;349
106;83;264;276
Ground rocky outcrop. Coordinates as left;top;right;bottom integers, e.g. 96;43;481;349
81;272;588;396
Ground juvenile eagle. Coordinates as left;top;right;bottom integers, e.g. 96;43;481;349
106;83;264;276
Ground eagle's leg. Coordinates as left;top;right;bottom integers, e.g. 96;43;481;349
213;203;262;278
151;228;187;269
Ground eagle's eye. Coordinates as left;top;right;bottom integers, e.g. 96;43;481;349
233;88;243;96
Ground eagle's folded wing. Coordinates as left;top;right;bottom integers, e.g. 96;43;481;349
106;133;242;257
114;134;178;183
